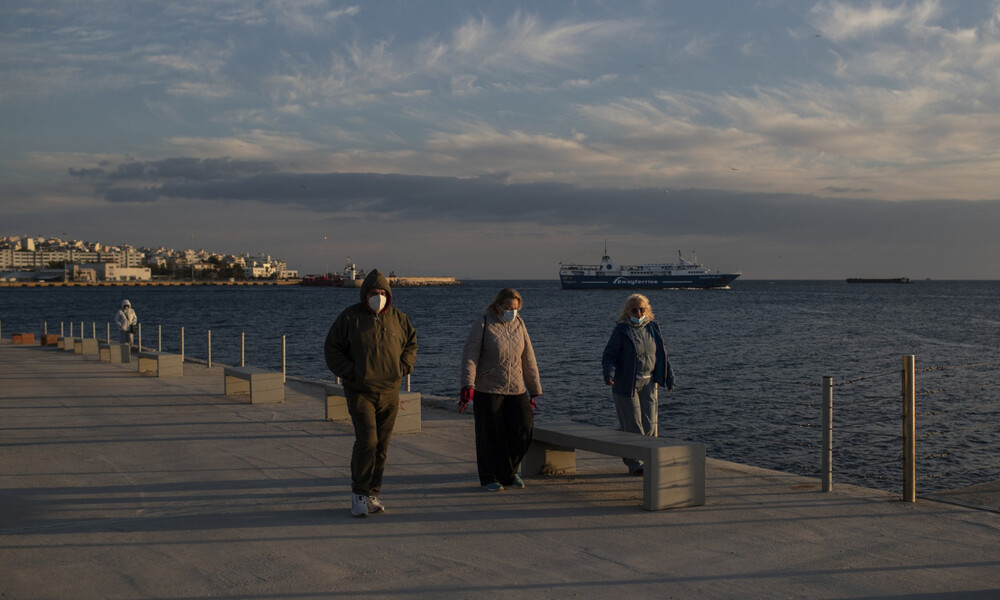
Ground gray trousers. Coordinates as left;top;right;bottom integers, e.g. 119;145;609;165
612;377;658;472
346;388;400;497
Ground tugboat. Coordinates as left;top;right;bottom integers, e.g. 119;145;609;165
559;244;740;290
300;272;343;286
342;257;365;288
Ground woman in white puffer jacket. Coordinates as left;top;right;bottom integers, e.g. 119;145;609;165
459;288;542;492
114;299;138;345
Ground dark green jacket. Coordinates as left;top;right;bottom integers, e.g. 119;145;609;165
324;269;418;393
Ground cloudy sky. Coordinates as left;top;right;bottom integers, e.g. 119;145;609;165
3;0;1000;279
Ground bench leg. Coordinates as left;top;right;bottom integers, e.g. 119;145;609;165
326;394;350;421
225;375;250;396
249;376;284;404
158;360;183;377
522;441;576;477
138;357;156;376
643;444;706;510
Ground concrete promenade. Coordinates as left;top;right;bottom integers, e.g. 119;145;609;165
2;342;999;599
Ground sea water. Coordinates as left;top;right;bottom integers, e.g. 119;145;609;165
3;279;999;493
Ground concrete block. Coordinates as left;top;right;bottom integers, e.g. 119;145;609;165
99;343;130;363
80;338;99;356
224;366;284;404
324;384;421;433
324;384;350;421
395;391;422;434
12;333;35;345
138;351;183;377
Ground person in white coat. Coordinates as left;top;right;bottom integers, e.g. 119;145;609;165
114;299;138;345
459;288;542;492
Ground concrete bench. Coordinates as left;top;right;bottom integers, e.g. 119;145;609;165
522;421;705;511
137;350;183;377
77;338;99;356
224;366;284;404
99;342;130;363
12;332;34;345
324;384;421;433
41;334;59;347
61;337;77;352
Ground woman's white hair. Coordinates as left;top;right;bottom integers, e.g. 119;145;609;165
617;293;654;323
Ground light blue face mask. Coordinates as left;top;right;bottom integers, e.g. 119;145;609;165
503;309;518;322
629;315;647;325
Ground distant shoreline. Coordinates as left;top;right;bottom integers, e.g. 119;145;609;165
0;280;299;288
0;276;461;288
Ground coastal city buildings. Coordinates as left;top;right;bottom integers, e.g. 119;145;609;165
0;235;297;282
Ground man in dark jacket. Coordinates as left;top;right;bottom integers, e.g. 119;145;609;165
324;269;418;517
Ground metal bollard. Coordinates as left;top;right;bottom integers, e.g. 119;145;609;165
902;355;916;503
821;375;833;493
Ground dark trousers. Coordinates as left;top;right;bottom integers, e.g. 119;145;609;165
472;391;533;486
345;388;400;497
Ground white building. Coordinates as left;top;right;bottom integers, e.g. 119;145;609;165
74;263;152;281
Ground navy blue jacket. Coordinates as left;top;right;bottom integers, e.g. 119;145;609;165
602;320;675;395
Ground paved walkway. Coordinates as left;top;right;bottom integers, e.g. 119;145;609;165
1;341;999;599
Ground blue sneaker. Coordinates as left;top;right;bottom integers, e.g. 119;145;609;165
484;482;504;492
511;474;525;489
351;493;369;517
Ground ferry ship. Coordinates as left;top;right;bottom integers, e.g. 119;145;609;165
559;247;740;290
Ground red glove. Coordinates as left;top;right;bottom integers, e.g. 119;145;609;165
458;387;474;413
530;395;539;414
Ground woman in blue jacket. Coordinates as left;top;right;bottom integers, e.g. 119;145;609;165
601;293;675;475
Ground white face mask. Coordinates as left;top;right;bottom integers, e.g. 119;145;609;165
502;309;518;322
629;315;647;325
368;293;387;313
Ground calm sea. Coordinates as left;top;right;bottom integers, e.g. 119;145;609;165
3;279;999;494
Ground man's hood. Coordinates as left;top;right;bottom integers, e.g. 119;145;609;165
360;269;392;308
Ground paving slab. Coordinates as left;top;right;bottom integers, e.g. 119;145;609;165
1;342;999;599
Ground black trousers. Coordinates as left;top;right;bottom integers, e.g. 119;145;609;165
345;388;400;497
472;391;533;486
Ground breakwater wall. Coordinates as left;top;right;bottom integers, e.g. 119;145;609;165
389;276;460;287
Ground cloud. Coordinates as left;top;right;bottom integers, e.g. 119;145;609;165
810;1;912;41
69;157;279;183
64;158;1000;251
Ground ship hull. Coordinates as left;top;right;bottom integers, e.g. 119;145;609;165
560;273;739;290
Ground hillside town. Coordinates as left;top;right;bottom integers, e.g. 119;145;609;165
0;235;298;283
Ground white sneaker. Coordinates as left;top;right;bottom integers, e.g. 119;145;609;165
367;496;386;514
351;493;369;517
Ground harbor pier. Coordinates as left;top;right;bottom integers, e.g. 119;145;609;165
1;341;999;598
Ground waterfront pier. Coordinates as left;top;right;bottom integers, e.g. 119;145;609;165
1;341;999;598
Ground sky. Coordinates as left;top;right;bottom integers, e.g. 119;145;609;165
2;0;1000;279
